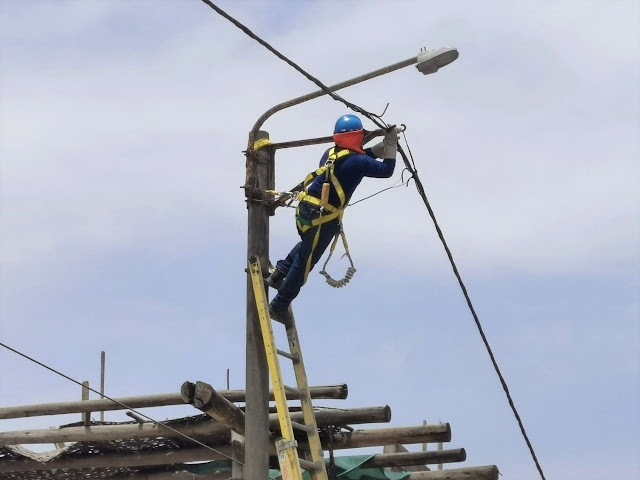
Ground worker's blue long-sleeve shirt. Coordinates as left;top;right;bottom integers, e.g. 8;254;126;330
307;147;396;208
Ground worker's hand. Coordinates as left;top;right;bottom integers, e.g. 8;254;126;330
370;142;385;158
371;125;403;158
382;125;399;159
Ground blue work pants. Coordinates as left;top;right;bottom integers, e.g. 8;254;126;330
270;202;339;312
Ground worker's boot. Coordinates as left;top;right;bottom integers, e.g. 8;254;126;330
269;304;293;327
265;269;285;290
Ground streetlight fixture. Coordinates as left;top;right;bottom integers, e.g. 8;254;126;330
243;46;458;480
416;47;459;75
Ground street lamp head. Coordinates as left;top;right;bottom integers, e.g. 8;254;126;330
416;47;459;75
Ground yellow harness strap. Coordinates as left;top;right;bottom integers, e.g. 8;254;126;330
296;147;350;234
296;148;353;282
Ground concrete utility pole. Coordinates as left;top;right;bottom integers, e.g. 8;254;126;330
243;47;458;479
244;130;273;479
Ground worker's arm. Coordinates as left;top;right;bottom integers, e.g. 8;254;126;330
355;152;396;178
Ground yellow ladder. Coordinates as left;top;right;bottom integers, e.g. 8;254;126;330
248;256;328;480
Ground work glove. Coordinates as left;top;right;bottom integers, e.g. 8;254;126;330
370;141;385;158
383;125;399;159
370;125;401;159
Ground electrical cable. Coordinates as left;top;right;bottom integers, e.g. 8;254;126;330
199;0;383;125
398;136;548;480
0;341;243;465
199;3;548;478
348;169;412;207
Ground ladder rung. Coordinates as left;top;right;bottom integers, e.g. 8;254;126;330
276;349;299;362
283;385;302;396
298;459;323;472
291;421;314;433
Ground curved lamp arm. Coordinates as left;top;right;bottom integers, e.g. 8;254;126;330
247;56;418;148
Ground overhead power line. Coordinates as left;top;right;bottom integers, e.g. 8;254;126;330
198;0;383;125
198;2;547;480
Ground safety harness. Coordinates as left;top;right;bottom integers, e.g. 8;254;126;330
296;147;357;287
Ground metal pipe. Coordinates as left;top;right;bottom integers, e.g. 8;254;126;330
269;128;385;152
248;56;417;148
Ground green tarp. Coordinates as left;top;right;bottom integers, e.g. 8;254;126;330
181;455;412;480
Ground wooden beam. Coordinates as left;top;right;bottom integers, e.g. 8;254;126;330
321;423;451;450
0;406;390;446
109;473;225;480
364;449;466;468
0;384;348;420
230;431;244;479
100;455;479;480
81;381;90;426
0;421;229;447
0;445;232;472
409;466;499;480
42;465;499;480
181;381;245;435
0;424;450;473
383;444;429;472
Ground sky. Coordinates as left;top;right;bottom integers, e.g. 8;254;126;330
0;1;638;479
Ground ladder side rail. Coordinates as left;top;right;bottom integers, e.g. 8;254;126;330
286;316;329;480
248;258;303;480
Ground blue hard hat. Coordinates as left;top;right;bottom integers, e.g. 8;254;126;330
334;115;363;134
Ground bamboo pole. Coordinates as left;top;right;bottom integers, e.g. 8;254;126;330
0;406;390;446
0;424;451;473
0;384;348;420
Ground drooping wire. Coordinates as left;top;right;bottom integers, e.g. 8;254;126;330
397;137;548;480
400;129;418;172
198;2;547;479
198;0;384;126
348;168;412;207
0;341;243;465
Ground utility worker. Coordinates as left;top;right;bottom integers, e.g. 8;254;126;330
267;114;399;324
